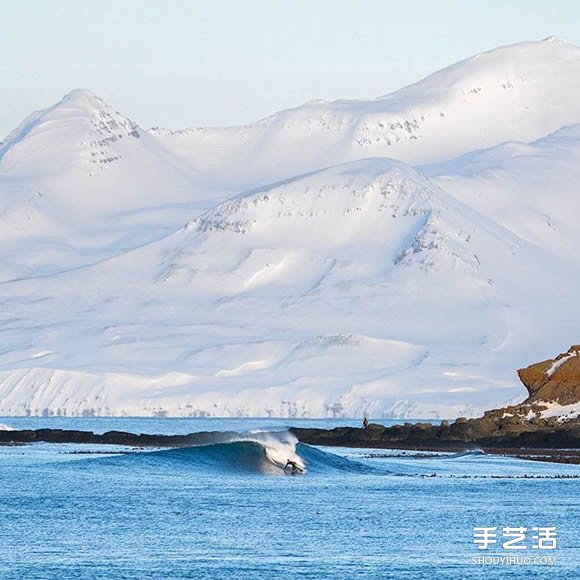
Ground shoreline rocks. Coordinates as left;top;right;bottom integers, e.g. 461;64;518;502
290;416;579;450
292;345;580;452
0;429;240;447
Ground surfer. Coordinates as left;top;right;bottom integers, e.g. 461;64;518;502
363;417;369;429
284;459;303;474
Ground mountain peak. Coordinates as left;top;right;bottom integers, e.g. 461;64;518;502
0;89;141;168
51;89;138;133
58;88;105;111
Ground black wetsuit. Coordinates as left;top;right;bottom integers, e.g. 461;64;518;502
284;461;301;473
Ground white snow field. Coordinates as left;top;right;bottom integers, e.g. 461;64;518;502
0;37;579;418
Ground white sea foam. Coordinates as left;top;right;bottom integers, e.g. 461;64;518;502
244;430;305;471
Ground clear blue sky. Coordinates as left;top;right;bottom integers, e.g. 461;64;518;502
2;0;579;137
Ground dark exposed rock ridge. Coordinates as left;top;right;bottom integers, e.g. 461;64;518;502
0;429;239;447
290;416;579;450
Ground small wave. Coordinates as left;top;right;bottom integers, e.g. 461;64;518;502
0;423;14;431
443;449;487;459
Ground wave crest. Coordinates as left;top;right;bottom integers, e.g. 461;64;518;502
110;430;377;476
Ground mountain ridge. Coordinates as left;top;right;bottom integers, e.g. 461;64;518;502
149;37;580;187
0;39;579;418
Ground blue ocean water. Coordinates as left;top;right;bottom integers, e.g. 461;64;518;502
0;418;578;579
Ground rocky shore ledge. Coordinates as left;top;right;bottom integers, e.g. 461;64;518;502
291;345;580;463
290;418;579;453
0;429;240;447
293;345;580;459
1;347;578;463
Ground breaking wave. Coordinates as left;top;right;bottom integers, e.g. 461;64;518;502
106;430;379;476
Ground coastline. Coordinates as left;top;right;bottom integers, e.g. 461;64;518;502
1;422;579;464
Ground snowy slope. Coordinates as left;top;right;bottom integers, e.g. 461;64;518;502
425;124;580;260
1;151;579;418
1;39;580;418
153;37;580;188
0;90;226;281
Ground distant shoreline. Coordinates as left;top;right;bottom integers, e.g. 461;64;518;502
1;425;579;464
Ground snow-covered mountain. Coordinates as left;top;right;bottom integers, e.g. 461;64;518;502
1;38;580;418
0;89;226;281
153;37;580;188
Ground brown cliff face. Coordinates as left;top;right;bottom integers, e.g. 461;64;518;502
517;345;580;406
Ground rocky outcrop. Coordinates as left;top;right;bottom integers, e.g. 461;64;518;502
291;416;580;450
291;346;580;451
0;429;239;447
517;345;580;406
